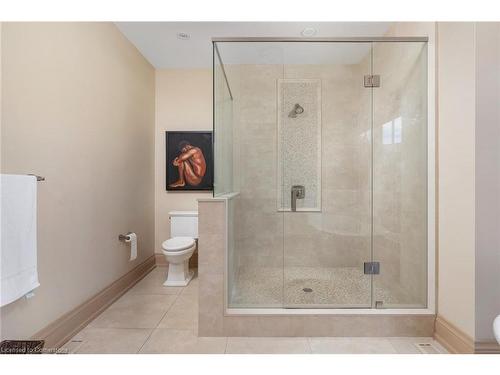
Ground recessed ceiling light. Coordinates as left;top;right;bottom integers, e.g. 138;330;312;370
176;32;190;40
301;28;317;37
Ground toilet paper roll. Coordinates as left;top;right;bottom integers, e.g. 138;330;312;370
125;232;137;261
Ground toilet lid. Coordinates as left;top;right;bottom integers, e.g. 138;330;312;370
162;237;195;252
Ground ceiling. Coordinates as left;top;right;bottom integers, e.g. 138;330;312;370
115;22;393;68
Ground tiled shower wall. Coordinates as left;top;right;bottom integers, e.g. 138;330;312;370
227;62;372;272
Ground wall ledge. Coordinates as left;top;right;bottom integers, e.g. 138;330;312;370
434;315;475;353
31;255;155;349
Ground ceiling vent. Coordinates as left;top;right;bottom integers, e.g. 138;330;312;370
176;32;190;40
301;28;317;37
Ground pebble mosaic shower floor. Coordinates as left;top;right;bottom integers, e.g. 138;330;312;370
229;266;418;308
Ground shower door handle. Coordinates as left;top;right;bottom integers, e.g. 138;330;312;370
291;185;305;212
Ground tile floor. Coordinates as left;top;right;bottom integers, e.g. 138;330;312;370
61;267;447;354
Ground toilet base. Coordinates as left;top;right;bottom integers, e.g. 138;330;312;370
163;262;194;287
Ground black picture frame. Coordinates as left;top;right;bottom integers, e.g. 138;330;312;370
165;131;213;191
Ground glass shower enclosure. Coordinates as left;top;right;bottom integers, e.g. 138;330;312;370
213;39;428;310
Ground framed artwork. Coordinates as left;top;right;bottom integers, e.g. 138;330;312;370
165;131;213;191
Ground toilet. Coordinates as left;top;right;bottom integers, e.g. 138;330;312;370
162;211;198;286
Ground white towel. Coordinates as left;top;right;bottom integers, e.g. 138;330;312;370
0;174;40;307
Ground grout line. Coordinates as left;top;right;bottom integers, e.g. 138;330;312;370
128;292;183;296
306;337;314;354
136;293;180;354
135;271;200;353
82;327;158;331
386;338;401;354
129;268;185;353
136;290;183;354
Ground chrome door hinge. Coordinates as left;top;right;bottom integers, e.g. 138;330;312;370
364;261;380;275
364;74;380;88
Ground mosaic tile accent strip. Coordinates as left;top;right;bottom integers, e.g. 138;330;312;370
277;79;321;211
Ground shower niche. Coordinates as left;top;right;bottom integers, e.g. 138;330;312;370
213;39;429;311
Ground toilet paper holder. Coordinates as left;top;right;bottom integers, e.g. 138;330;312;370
118;232;133;242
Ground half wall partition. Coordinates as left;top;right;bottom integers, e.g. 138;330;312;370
213;38;430;312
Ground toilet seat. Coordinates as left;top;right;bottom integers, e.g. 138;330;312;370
162;236;195;252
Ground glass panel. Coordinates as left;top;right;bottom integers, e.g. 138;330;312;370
213;44;234;197
216;42;285;308
217;40;428;310
282;43;373;308
372;42;428;308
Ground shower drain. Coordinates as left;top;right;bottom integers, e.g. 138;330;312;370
302;288;313;293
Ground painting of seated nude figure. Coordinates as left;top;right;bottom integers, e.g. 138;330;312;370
166;131;213;191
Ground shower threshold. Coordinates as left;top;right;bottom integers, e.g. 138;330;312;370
225;307;435;315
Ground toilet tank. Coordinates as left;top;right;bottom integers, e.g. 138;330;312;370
169;211;198;238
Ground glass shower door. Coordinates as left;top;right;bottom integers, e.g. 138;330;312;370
281;42;374;308
371;41;428;309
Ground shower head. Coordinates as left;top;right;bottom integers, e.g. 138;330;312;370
289;103;304;118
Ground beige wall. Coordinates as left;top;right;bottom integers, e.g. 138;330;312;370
155;69;212;253
437;22;476;339
475;22;500;343
0;23;155;340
